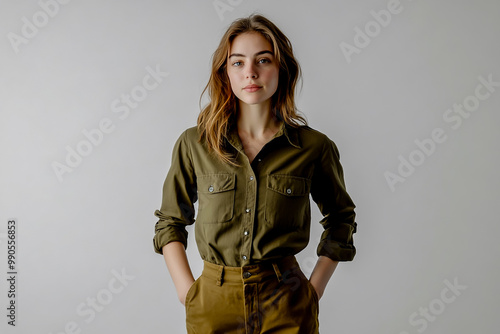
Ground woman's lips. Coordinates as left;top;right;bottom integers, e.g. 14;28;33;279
243;86;262;92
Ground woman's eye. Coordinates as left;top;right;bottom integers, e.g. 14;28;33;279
232;58;270;67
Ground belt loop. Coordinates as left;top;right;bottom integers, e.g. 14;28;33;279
216;266;224;286
272;262;282;283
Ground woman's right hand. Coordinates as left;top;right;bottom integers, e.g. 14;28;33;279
179;279;196;306
162;242;196;306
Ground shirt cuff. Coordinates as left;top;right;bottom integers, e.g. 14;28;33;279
316;221;357;261
152;223;188;254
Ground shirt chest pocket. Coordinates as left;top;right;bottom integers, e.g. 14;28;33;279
265;174;311;228
196;173;236;224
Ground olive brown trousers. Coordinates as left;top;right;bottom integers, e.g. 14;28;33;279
184;255;319;333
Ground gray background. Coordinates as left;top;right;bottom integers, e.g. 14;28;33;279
1;0;499;333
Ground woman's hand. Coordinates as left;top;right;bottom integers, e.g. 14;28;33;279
308;256;339;301
309;280;323;300
179;279;195;306
162;242;196;306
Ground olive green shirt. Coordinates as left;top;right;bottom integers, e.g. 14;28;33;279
153;121;357;267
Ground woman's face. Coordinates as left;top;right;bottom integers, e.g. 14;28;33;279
226;32;279;108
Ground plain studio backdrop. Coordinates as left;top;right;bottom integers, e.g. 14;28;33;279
1;0;499;333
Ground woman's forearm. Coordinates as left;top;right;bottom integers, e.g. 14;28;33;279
308;256;339;300
162;241;195;305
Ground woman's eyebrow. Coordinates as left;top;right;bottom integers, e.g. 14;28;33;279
228;50;273;59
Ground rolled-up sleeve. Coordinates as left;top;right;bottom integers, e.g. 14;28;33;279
311;135;357;262
153;130;197;254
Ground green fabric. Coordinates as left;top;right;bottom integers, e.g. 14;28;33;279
153;121;357;266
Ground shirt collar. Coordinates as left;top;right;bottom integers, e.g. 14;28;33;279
225;121;302;152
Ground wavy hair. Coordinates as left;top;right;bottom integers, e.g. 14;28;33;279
197;13;307;167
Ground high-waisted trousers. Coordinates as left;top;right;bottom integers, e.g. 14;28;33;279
184;255;320;334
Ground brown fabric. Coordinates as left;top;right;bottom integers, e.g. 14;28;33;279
185;255;319;334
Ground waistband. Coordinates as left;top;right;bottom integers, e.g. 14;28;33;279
201;255;300;286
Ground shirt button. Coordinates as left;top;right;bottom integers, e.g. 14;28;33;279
208;185;214;192
242;255;247;260
245;209;250;213
286;188;292;194
244;231;249;236
249;176;254;181
257;158;262;162
243;271;252;279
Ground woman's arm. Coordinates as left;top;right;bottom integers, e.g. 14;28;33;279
308;255;339;300
162;241;195;305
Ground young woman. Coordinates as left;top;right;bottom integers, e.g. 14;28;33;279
153;13;357;333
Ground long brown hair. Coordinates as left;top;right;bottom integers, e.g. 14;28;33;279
197;13;307;167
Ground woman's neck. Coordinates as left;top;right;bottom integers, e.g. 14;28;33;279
236;100;281;138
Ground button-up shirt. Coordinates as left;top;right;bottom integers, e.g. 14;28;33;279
153;121;357;267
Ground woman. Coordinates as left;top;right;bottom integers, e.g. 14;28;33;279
153;13;357;333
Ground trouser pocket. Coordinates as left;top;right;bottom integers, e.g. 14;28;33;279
184;275;201;310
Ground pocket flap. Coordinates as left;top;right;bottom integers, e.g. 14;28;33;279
198;173;236;194
267;174;310;196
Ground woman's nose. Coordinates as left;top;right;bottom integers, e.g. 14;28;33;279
245;64;258;79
